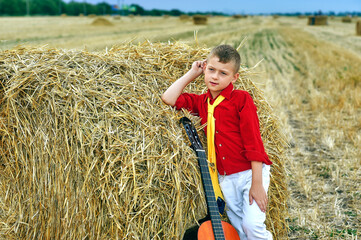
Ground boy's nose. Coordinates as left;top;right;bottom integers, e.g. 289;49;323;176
212;72;218;80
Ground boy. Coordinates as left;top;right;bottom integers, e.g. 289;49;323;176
161;45;273;239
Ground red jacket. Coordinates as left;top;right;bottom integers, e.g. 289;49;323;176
175;83;272;175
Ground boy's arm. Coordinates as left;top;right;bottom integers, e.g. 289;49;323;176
249;161;268;212
161;60;205;106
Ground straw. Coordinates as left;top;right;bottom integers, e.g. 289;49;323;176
0;41;288;239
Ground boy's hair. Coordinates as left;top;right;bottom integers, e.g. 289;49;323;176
207;45;241;73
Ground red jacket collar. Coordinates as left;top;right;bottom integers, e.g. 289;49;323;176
205;83;234;103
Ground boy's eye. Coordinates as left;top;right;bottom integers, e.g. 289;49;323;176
208;67;214;71
221;72;227;75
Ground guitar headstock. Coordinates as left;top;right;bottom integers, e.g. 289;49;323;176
179;117;204;151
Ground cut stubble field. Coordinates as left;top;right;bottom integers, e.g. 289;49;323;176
0;15;360;239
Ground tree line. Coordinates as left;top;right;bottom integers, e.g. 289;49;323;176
0;0;359;17
0;0;224;16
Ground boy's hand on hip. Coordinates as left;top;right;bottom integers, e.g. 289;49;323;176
249;183;268;213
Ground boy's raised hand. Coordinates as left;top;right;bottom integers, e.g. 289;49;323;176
161;60;206;107
190;60;206;78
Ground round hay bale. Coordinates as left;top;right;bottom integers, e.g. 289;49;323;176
179;14;190;21
308;15;328;25
233;14;248;19
0;42;288;239
342;16;352;23
91;17;113;26
192;15;208;25
88;14;96;18
356;20;361;36
60;13;67;17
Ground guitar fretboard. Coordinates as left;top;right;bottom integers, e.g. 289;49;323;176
181;118;227;240
196;150;225;240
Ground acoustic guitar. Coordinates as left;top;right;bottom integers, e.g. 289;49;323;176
180;117;240;240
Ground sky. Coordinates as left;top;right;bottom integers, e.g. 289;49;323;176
73;0;361;14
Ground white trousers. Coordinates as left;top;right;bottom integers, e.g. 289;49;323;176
219;164;273;240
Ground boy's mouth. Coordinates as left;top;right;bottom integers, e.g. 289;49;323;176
209;81;218;86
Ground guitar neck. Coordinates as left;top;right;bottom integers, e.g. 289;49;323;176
196;150;225;240
179;117;226;240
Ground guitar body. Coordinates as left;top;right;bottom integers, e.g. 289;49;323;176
198;220;240;240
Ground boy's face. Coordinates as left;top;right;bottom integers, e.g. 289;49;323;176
203;56;239;99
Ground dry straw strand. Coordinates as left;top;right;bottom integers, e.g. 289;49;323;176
0;41;288;239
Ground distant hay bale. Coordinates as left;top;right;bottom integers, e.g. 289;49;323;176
179;14;190;21
88;14;96;18
308;15;328;25
192;15;208;25
342;16;352;23
0;42;288;239
60;13;67;17
233;14;248;19
357;21;361;36
79;13;84;17
272;15;280;19
91;17;113;26
113;15;121;20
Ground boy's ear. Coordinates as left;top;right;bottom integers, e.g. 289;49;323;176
232;72;240;83
202;62;207;71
